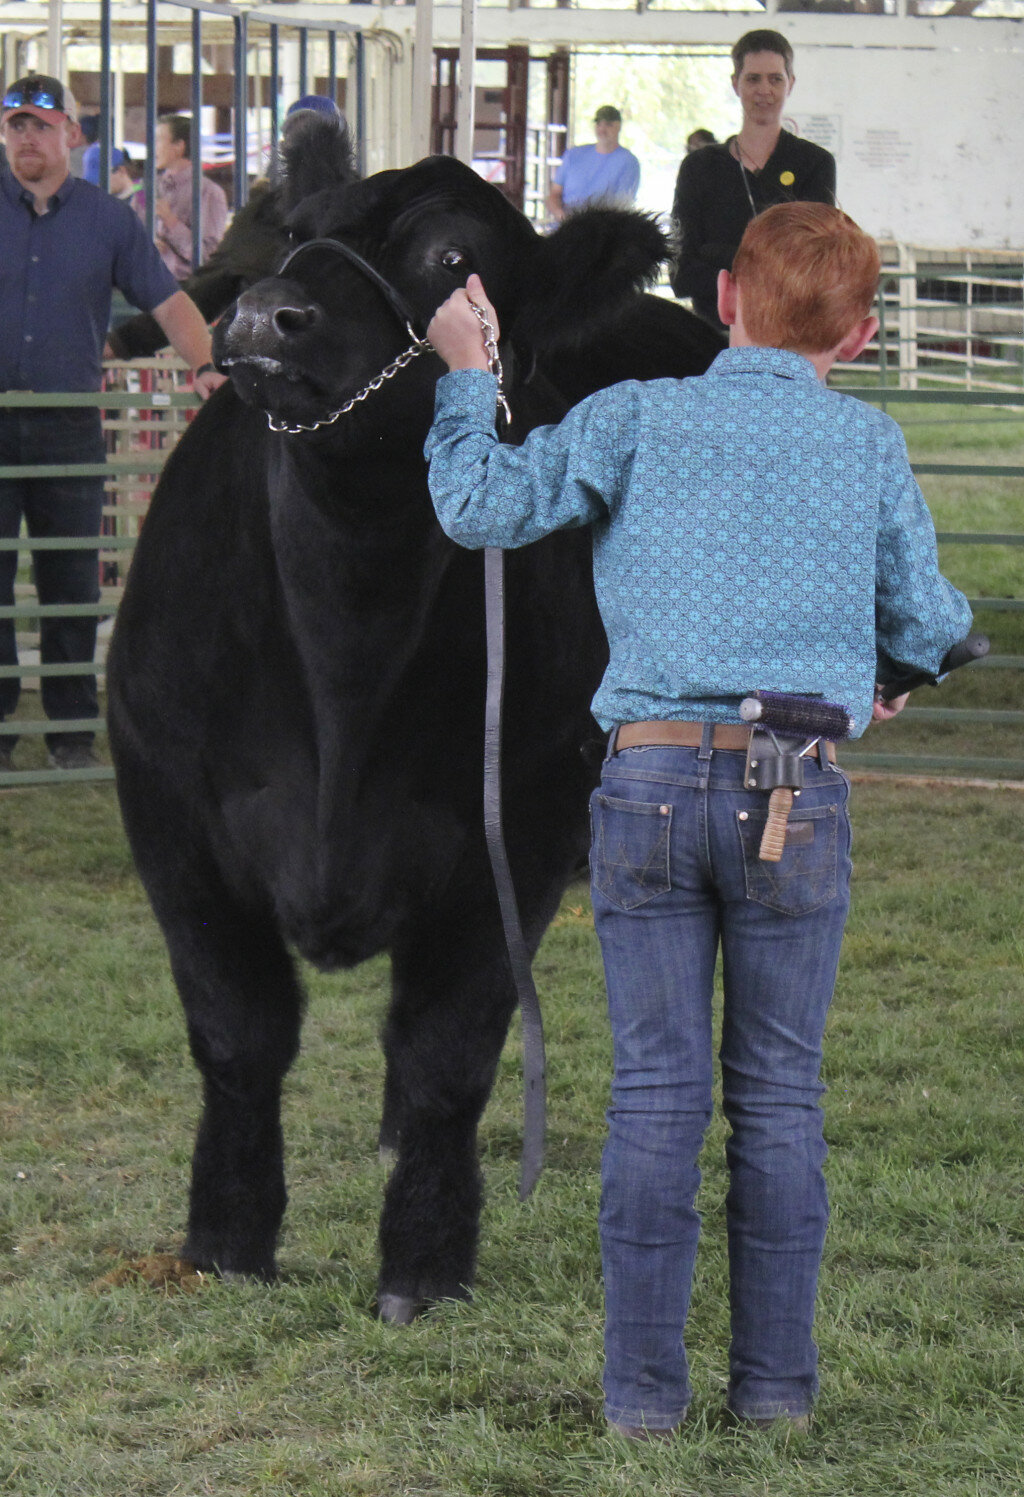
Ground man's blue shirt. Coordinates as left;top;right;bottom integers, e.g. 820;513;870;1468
553;144;640;208
425;347;972;736
0;168;179;392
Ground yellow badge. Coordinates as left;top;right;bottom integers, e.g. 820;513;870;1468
779;170;795;187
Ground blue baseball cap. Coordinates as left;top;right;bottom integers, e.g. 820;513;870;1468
286;94;341;119
82;142;130;184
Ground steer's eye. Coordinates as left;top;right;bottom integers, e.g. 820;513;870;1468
441;249;465;269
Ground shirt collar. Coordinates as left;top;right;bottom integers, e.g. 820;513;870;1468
708;345;820;382
1;166;74;215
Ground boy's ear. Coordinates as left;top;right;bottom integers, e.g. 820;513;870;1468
717;269;738;327
835;314;878;364
507;207;668;350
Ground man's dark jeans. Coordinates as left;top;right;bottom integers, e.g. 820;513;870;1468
0;408;105;751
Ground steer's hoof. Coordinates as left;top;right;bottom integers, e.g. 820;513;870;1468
377;1292;424;1325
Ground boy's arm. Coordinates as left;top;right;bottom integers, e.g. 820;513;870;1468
425;276;636;550
874;421;973;682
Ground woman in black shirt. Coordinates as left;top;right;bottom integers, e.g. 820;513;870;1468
671;29;836;326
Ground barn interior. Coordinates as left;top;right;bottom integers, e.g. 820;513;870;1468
2;0;1023;242
1;0;1021;785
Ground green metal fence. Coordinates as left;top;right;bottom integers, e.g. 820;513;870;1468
837;387;1024;779
1;375;1021;789
872;250;1024;394
0;372;198;788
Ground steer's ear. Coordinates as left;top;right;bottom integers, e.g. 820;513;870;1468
281;114;360;211
509;208;669;349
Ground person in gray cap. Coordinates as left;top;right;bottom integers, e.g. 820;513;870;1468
546;105;640;222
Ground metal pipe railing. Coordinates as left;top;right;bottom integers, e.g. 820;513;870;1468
1;361;1021;787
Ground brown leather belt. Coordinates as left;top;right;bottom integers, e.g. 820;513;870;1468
614;720;837;763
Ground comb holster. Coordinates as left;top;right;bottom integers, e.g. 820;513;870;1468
745;729;810;863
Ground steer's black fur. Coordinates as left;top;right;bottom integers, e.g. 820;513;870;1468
107;113;360;360
107;126;723;1321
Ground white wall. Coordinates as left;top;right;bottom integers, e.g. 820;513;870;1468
366;6;1024;251
788;43;1024;248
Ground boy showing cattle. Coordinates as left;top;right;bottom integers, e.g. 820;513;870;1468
425;202;971;1440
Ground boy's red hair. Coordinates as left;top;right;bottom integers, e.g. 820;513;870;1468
731;202;880;355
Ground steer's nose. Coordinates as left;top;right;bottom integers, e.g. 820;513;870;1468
233;280;324;348
272;302;322;337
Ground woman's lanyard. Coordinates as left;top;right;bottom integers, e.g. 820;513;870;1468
737;152;758;219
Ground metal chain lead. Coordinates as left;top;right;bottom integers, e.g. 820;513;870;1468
467;299;512;429
264;300;511;437
267;322;432;434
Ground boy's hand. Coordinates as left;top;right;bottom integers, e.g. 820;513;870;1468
872;690;909;722
427;274;500;373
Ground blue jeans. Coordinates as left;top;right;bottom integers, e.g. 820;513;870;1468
590;734;852;1429
0;410;105;749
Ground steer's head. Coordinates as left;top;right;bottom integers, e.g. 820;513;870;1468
215;153;670;438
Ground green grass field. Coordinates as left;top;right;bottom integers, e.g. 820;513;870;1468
2;389;1022;1492
2;777;1023;1497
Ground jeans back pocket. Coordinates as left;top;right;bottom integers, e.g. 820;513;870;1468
737;802;842;917
591;793;672;911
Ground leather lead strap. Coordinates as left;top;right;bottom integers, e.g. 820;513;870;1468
277;237;427;338
483;544;547;1201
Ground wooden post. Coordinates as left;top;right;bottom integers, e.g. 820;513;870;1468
456;0;476;167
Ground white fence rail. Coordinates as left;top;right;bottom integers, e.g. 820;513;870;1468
841;245;1024;391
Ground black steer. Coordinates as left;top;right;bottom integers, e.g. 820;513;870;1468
107;144;722;1323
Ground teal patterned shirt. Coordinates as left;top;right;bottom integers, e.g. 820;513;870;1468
425;347;972;736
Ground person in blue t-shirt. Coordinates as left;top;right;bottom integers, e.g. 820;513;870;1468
0;75;226;772
546;105;641;221
423;202;971;1442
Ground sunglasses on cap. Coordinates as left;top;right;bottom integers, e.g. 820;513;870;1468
2;84;65;112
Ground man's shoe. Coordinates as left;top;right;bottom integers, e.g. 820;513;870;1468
0;742;14;773
47;743;99;771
